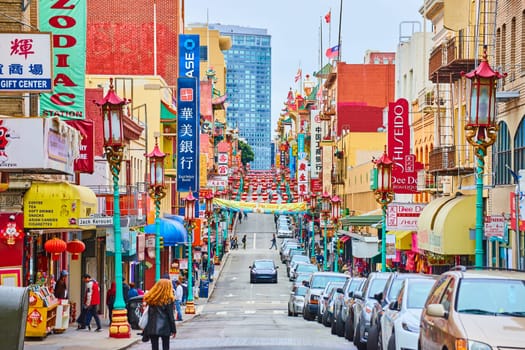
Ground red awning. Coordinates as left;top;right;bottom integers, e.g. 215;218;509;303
339;235;351;243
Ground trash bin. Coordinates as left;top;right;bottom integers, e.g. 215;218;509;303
199;280;209;298
0;286;29;349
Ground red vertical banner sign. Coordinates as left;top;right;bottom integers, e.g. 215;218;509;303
387;98;422;194
66;120;94;173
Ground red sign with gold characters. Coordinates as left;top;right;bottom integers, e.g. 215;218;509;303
387;98;423;194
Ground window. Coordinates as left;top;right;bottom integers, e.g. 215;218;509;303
439;277;455;312
494;121;511;185
199;46;208;61
515;118;525;172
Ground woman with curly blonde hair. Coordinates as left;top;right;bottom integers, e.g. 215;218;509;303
143;279;176;350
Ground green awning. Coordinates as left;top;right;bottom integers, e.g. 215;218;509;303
160;101;177;121
340;214;382;227
313;63;333;78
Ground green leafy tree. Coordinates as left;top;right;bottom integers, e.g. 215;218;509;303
238;140;254;166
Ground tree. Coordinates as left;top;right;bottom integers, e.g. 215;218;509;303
238;140;254;166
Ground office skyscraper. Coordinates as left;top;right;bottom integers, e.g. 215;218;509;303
209;24;272;170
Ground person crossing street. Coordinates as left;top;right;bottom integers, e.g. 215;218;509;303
269;233;277;250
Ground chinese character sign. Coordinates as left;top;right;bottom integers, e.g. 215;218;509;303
0;33;52;92
177;77;199;193
310;111;322;179
39;0;86;119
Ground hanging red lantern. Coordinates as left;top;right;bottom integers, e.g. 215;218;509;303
44;237;67;261
67;239;86;260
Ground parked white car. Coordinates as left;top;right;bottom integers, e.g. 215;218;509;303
380;276;436;350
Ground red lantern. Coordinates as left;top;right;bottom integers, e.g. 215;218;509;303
44;237;67;261
67;239;86;260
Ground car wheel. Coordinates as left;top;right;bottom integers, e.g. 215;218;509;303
336;314;344;337
387;331;395;350
303;307;311;321
345;313;354;341
317;310;323;323
367;324;379;350
331;316;337;334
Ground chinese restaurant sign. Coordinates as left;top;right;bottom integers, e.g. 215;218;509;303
39;0;86;119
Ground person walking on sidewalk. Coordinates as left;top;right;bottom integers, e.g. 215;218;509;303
269;234;277;250
242;234;247;249
174;280;183;321
82;274;102;331
143;279;177;350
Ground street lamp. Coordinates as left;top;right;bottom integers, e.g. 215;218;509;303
204;192;214;271
94;78;131;338
183;191;197;314
146;137;166;281
374;147;394;272
463;47;506;268
321;191;331;271
309;193;317;262
331;195;341;272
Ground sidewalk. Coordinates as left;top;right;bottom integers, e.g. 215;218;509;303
23;252;230;350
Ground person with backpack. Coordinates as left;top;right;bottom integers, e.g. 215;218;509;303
82;274;102;331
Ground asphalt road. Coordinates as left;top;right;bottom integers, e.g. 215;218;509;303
131;213;354;350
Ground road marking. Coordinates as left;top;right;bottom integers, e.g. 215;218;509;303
273;310;286;314
253;233;257;249
216;311;227;315
219;301;230;305
271;300;281;304
245;310;256;314
225;293;236;298
246;300;255;304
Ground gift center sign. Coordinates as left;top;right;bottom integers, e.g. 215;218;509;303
0;33;52;92
387;98;422;194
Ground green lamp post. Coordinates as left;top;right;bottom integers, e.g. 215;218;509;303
204;192;214;272
321;191;331;271
94;78;130;338
463;48;505;268
331;194;341;272
146;138;166;282
309;193;317;263
374;147;394;272
183;191;197;314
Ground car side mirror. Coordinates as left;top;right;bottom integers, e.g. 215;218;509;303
275;266;279;269
348;291;354;298
354;291;363;300
389;301;398;310
249;266;252;269
336;287;344;294
303;281;310;288
426;304;448;318
374;292;383;303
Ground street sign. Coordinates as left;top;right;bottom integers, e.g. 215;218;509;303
78;216;113;226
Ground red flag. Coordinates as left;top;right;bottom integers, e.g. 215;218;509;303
324;11;331;23
294;68;302;83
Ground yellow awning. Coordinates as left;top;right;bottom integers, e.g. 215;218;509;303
389;230;413;250
417;195;475;255
24;182;97;229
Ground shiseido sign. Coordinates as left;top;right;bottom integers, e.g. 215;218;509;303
387;98;423;194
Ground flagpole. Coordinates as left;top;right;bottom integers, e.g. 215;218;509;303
337;0;343;61
328;7;332;48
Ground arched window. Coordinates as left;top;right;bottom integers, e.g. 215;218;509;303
515;118;525;173
494;121;511;185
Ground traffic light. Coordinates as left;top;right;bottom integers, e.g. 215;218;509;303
337;240;343;254
159;236;164;249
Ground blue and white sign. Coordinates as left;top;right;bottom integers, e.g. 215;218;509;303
179;34;200;79
177;77;199;193
0;33;52;92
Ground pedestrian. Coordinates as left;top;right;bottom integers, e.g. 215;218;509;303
54;270;68;299
174;279;183;321
106;282;116;322
143;279;177;350
233;234;238;249
82;274;102;332
238;211;242;224
244;211;248;220
269;234;277;250
122;278;130;304
242;234;247;249
128;282;139;299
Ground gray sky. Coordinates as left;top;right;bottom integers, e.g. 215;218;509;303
185;0;425;133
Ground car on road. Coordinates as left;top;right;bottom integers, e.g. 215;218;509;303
419;267;525;350
302;271;350;321
351;272;392;350
331;277;365;337
288;285;308;316
290;262;319;281
319;281;345;325
291;272;313;293
249;259;279;283
322;281;345;327
380;276;436;350
287;255;312;278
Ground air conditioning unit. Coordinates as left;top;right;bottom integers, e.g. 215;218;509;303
441;176;453;195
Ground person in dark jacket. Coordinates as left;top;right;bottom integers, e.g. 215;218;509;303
143;279;177;350
54;270;69;299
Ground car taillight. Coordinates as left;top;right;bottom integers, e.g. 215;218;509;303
455;339;467;350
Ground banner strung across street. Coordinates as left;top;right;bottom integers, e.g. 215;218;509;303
213;198;307;214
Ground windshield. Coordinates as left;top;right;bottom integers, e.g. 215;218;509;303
296;286;308;296
292;256;311;264
387;279;404;300
457;278;525;316
254;261;274;269
366;278;388;298
406;280;435;309
297;264;318;273
311;275;348;289
349;279;364;292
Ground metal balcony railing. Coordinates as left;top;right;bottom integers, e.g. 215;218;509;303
428;145;475;176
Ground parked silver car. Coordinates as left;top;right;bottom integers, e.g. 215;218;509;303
303;272;350;321
331;277;365;337
288;285;307;316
